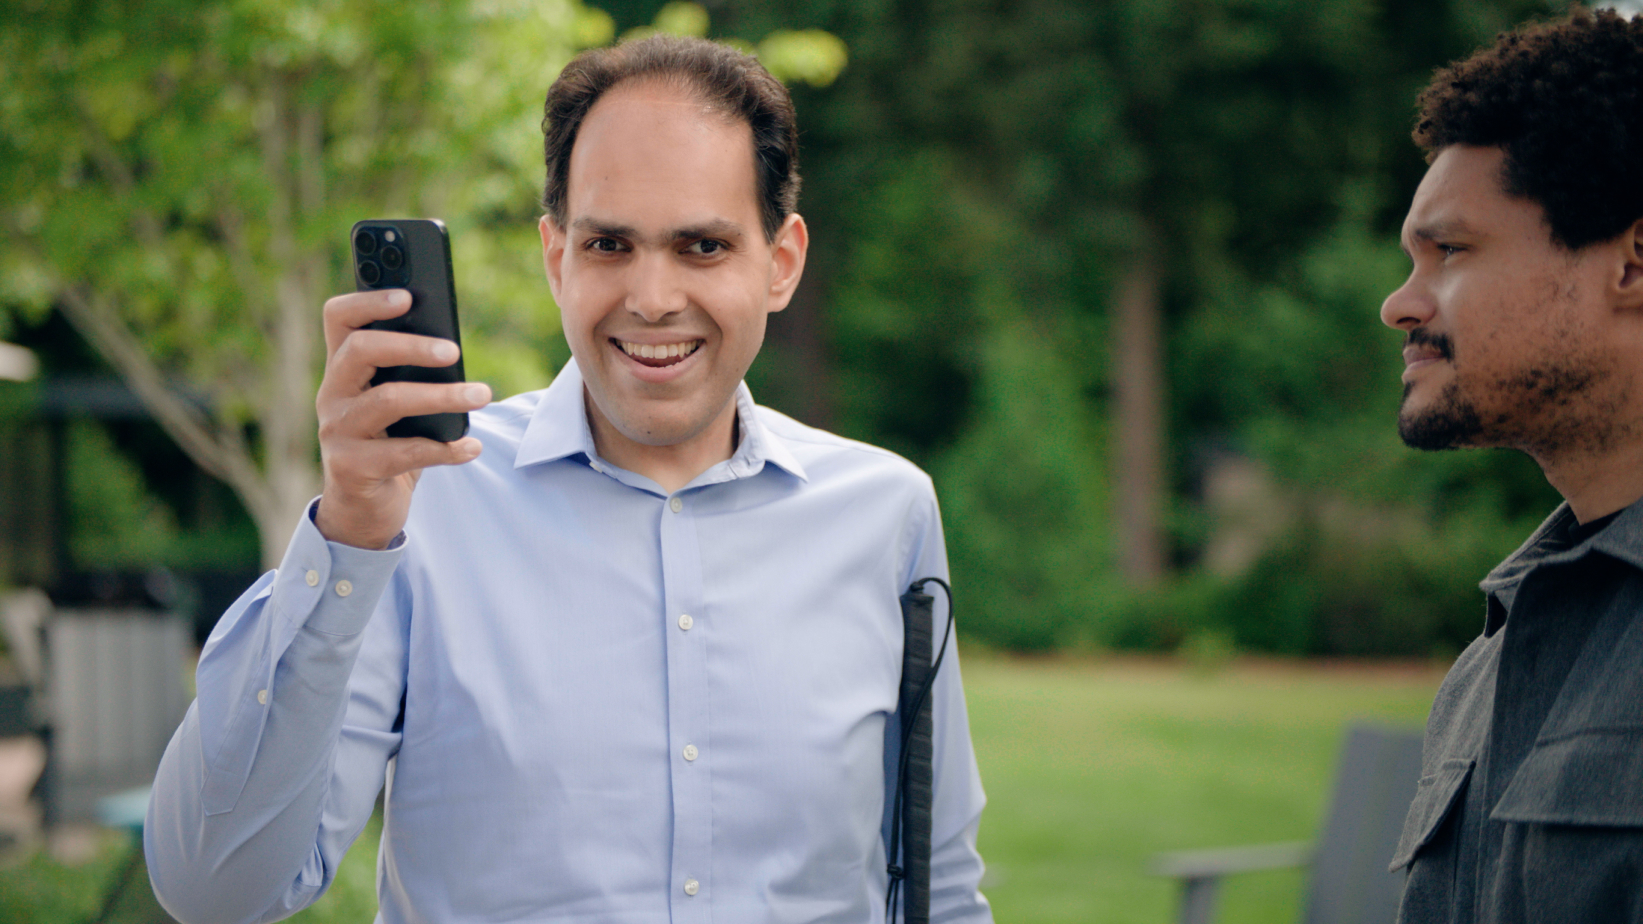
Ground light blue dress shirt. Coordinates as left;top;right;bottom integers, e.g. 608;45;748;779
146;360;991;924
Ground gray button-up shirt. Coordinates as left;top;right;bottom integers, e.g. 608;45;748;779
1393;501;1643;923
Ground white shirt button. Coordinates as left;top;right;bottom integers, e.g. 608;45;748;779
335;579;353;597
682;744;698;761
683;878;699;896
678;614;694;631
305;570;319;587
257;689;269;705
669;497;683;514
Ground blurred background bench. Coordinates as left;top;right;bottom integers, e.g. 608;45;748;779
1153;722;1424;924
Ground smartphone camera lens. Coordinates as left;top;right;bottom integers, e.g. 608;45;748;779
381;245;404;271
358;260;382;286
354;230;378;256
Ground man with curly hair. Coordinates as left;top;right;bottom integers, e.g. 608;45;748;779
1381;7;1643;922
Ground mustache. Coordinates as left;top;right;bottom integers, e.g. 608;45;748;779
1405;327;1453;361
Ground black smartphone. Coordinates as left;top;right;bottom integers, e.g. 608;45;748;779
350;219;469;442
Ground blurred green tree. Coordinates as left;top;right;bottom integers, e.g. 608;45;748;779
603;0;1563;650
0;0;844;569
0;0;609;566
4;0;1577;651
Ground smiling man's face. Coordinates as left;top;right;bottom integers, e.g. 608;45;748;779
1381;144;1624;456
541;79;805;464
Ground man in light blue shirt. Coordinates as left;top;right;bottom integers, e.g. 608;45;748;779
145;34;991;924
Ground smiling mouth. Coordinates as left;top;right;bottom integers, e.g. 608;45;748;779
1403;346;1444;367
614;338;703;368
1403;329;1453;366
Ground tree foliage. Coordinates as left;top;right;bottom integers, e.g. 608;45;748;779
0;0;608;565
2;0;1583;653
616;0;1565;651
0;0;843;569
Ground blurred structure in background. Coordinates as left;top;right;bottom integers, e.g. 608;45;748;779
33;583;189;828
0;330;222;873
0;343;39;384
0;338;197;924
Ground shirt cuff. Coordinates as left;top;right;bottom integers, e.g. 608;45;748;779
270;497;407;637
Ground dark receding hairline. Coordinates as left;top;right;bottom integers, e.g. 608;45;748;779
541;35;802;242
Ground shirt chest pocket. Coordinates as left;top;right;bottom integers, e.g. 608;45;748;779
1493;727;1643;827
1390;758;1473;871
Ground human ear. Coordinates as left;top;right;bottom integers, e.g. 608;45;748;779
765;213;809;314
1621;218;1643;307
540;215;567;300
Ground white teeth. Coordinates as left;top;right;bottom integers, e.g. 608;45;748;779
618;340;701;359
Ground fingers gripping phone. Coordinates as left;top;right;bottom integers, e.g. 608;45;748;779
350;219;469;442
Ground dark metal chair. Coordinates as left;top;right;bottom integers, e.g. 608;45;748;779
1152;722;1424;924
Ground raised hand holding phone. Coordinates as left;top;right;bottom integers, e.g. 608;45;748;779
313;219;491;550
352;220;470;442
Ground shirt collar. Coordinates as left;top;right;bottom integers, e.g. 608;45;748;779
512;358;808;482
728;380;807;482
513;359;600;469
1590;496;1643;571
1479;503;1581;598
1478;496;1643;631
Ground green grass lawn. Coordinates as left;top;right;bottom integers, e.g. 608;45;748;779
964;652;1443;924
0;653;1443;924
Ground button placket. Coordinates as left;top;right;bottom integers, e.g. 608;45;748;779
659;486;712;921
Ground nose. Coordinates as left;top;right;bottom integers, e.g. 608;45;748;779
1380;272;1434;331
624;251;688;322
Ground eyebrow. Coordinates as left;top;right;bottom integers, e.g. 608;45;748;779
1412;220;1480;244
572;218;638;240
1401;219;1480;256
571;217;746;245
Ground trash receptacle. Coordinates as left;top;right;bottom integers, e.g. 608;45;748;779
42;574;189;825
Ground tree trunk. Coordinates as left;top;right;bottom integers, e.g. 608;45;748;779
258;255;320;570
63;91;305;570
57;286;283;564
250;77;323;569
1112;249;1167;585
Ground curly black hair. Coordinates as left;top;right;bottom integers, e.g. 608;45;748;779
1414;7;1643;250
